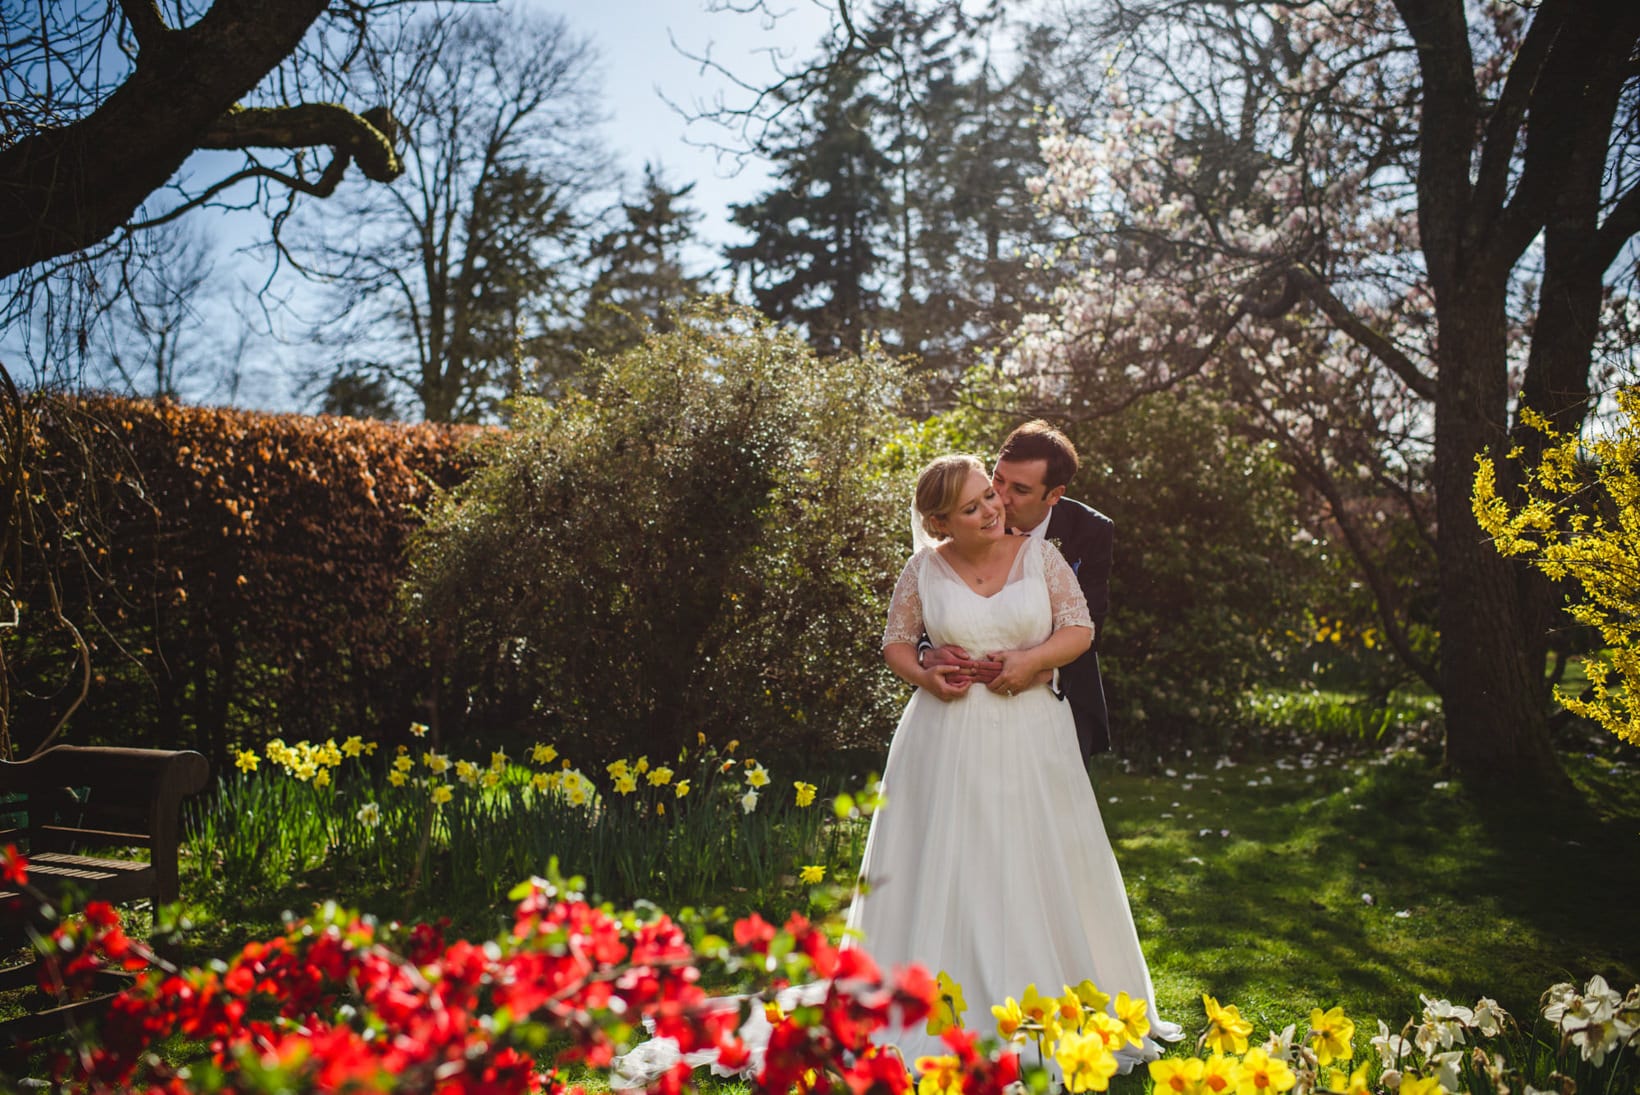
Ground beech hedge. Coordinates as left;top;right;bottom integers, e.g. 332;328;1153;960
8;396;480;767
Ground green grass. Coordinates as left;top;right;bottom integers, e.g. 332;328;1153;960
1099;732;1640;1039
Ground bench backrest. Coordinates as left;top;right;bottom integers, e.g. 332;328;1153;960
0;746;211;901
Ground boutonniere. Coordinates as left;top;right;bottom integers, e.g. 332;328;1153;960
1049;535;1067;557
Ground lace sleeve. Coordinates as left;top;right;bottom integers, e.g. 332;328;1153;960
1041;539;1094;633
881;551;926;648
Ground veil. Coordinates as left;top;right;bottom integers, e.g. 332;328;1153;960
909;502;940;553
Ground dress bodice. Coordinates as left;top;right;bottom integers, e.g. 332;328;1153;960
881;537;1092;656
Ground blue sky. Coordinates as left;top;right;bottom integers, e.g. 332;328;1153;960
563;0;835;255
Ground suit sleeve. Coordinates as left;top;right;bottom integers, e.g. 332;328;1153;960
1080;512;1113;649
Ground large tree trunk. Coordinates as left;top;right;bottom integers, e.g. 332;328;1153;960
1433;286;1560;781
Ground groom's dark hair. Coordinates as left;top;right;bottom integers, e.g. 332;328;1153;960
998;420;1079;491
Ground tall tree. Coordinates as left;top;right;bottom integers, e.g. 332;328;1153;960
727;48;894;357
297;6;604;422
572;165;711;366
1005;0;1640;783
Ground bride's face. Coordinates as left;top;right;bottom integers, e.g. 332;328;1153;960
940;469;1006;545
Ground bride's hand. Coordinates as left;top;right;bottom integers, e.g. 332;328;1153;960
984;649;1041;696
923;663;973;702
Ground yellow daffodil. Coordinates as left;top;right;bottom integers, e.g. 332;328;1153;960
293;761;317;782
480;769;500;790
341;735;365;758
914;1054;963;1095
614;772;638;795
531;772;553;793
313;768;331;788
634;755;649;775
423;751;450;775
1309;1006;1356;1066
1398;1077;1447;1095
1056;1029;1119;1093
393;754;414;774
408;721;429;737
431;784;453;805
234;749;259;773
727;739;739;754
387;770;408;787
363;741;378;755
800;864;827;885
1020;983;1062;1046
607;758;630;779
1072;979;1111;1015
1150;1057;1206;1095
1204;994;1254;1055
396;744;408;755
648;766;674;786
317;740;342;766
531;743;557;764
490;750;508;772
1114;991;1151;1048
794;781;818;807
925;971;966;1036
656;801;665;816
1326;1062;1372;1095
993;997;1026;1042
455;759;480;786
1055;988;1085;1032
567;782;589;807
1087;1010;1128;1051
675;779;691;798
1200;1054;1239;1095
746;763;771;788
1235;1046;1296;1095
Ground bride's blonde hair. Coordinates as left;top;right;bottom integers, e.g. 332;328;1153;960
915;455;987;541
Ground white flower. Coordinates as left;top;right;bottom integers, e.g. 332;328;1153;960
1372;1020;1413;1069
1417;996;1472;1052
740;789;760;814
1429;1050;1464;1090
1263;1023;1297;1062
356;802;382;828
1471;998;1508;1038
1542;982;1578;1026
1380;1069;1402;1090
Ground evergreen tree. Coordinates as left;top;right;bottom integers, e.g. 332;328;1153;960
726;50;893;357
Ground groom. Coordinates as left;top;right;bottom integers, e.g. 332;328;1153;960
924;420;1114;757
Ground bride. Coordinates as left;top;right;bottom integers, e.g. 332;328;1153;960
615;454;1177;1085
851;454;1177;1068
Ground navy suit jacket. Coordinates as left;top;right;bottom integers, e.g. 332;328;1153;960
1041;498;1113;757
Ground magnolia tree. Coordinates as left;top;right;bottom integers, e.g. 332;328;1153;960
1005;0;1640;783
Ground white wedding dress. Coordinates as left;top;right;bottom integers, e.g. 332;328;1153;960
849;536;1178;1067
612;538;1176;1086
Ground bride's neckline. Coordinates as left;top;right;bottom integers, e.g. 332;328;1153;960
931;536;1030;598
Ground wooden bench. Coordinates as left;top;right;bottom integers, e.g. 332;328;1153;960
0;745;210;1043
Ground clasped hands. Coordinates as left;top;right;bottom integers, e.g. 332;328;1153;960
923;644;1053;701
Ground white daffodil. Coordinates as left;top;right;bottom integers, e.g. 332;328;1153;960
356;802;382;828
1429;1050;1464;1090
1470;998;1508;1038
1263;1023;1298;1063
1371;1021;1413;1070
740;789;760;814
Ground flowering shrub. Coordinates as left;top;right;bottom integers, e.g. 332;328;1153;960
11;849;1007;1095
1473;390;1640;745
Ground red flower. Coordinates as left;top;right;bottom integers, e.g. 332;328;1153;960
1;844;26;886
733;912;776;953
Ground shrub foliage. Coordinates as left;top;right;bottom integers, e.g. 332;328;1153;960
403;302;914;761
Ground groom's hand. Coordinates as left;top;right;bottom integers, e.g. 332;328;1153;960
924;644;1002;685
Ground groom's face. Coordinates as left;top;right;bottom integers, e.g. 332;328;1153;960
993;458;1065;534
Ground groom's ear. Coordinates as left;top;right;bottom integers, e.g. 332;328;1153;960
1045;484;1067;506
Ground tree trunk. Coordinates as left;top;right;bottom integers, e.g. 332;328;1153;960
1433;286;1560;782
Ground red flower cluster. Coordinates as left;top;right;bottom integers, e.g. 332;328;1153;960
4;852;1023;1095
